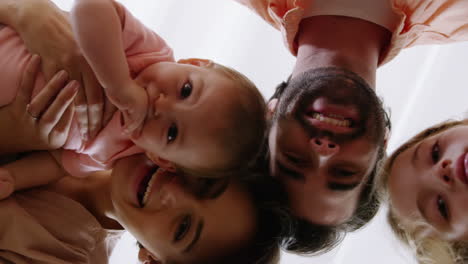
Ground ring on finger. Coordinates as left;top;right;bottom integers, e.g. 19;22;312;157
26;106;39;120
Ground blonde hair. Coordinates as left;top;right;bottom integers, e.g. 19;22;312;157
176;62;267;179
378;118;468;264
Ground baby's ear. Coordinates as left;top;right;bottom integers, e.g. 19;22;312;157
147;153;176;172
177;58;213;68
137;244;161;264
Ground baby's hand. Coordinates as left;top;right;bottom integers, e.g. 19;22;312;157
0;168;14;200
107;81;148;137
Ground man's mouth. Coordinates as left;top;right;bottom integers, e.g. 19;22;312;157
304;97;360;134
310;112;353;128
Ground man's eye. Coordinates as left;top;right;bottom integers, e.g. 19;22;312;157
174;215;192;242
431;141;440;163
167;124;178;143
180;82;192;99
437;195;449;220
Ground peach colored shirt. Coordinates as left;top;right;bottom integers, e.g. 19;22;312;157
0;2;174;176
234;0;468;65
0;188;123;264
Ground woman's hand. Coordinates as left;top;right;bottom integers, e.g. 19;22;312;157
0;55;79;154
11;0;117;141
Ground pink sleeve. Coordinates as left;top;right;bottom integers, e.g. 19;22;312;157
115;2;175;75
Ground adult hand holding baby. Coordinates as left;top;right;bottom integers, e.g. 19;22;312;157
0;55;78;153
10;0;117;141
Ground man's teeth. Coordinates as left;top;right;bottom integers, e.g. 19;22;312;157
312;113;351;127
142;172;157;206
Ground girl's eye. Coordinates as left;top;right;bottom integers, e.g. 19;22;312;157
180;82;192;99
174;215;192;242
431;141;440;163
167;124;178;143
437;195;449;220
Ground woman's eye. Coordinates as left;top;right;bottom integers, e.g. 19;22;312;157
431;141;440;163
180;82;192;99
437;195;449;220
167;124;178;143
336;169;356;177
174;215;192;242
196;178;217;197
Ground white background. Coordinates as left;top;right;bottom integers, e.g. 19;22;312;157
49;0;468;263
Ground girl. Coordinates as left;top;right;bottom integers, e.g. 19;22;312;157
380;118;468;263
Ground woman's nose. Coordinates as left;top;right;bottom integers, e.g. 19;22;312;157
159;174;195;209
310;137;340;157
437;159;454;186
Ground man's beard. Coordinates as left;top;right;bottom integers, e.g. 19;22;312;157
272;67;387;146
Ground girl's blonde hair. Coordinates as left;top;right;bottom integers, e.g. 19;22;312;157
378;118;468;264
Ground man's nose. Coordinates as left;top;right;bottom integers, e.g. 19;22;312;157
310;137;340;156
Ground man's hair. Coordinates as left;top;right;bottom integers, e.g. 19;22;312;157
377;118;468;264
176;63;267;179
269;68;390;255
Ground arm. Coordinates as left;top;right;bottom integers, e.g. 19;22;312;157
0;150;66;200
71;0;148;134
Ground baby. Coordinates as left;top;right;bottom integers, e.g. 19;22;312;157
0;0;266;198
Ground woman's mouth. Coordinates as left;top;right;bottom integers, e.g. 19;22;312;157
135;166;176;208
137;166;159;207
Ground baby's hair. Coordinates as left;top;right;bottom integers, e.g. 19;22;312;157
378;118;468;264
176;62;267;179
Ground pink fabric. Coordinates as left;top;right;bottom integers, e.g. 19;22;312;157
0;188;123;264
0;2;174;176
234;0;468;65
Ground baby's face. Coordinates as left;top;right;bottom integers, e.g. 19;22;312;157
388;125;468;241
132;60;238;172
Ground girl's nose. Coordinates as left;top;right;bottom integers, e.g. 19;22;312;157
437;159;454;187
310;137;340;157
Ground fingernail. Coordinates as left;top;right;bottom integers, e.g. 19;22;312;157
59;70;68;79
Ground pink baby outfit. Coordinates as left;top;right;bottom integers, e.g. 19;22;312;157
0;188;123;264
234;0;468;65
0;2;174;176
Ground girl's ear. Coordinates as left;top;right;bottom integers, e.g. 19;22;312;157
146;153;176;172
266;98;278;120
137;244;161;264
177;58;213;67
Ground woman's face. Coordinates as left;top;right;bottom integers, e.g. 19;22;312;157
388;125;468;241
110;154;257;263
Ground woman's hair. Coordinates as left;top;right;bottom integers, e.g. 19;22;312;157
175;63;267;179
378;118;468;264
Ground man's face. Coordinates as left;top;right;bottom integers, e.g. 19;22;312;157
268;69;387;225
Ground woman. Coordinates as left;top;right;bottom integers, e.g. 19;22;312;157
379;118;468;264
0;57;290;264
0;3;291;264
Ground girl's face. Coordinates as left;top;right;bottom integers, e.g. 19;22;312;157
388;125;468;241
109;154;257;263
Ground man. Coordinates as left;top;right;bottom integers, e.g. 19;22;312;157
235;0;468;254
